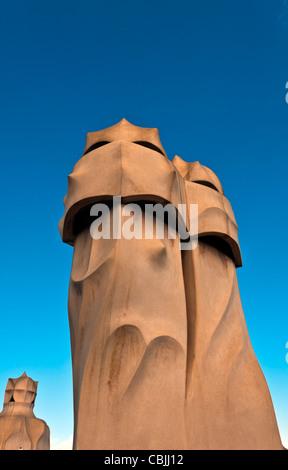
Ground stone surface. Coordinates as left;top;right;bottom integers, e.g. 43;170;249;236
0;372;50;450
59;119;283;450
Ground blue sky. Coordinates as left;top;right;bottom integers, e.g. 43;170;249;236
0;0;288;449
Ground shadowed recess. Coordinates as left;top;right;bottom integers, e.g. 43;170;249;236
193;180;219;192
83;140;165;156
133;141;165;155
83;141;111;155
199;236;235;261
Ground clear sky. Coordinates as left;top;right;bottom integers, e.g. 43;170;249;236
0;0;288;449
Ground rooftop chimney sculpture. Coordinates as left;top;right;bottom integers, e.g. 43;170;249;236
59;119;283;450
0;372;50;450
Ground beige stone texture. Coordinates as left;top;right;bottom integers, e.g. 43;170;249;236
0;373;50;450
59;119;283;450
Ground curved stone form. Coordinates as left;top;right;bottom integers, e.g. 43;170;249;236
0;373;50;450
59;119;283;450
